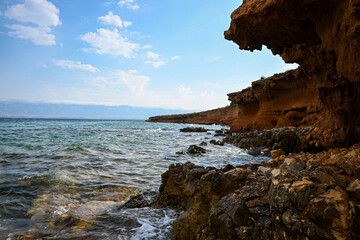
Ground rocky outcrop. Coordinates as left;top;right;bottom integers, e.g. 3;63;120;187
225;0;360;139
156;144;360;240
146;106;240;126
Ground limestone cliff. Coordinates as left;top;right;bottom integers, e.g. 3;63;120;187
225;0;360;137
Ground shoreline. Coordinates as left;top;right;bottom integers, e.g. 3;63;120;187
151;127;360;239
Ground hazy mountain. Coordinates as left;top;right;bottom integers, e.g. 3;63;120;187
0;101;191;120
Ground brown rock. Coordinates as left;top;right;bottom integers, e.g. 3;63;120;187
271;149;285;159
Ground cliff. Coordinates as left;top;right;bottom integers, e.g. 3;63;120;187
144;1;360;239
225;0;360;137
227;68;320;132
146;106;240;126
148;0;360;144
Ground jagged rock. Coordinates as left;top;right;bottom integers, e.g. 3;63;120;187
156;144;360;240
187;145;207;154
120;191;158;209
180;127;208;132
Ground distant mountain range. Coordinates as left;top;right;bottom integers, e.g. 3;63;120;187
0;101;191;120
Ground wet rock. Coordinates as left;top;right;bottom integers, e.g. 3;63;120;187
209;140;224;146
247;147;262;156
176;150;186;155
214;129;229;137
120;191;158;209
200;141;207;146
187;145;207;154
180;127;208;132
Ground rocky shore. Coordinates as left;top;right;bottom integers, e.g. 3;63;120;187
144;0;360;239
154;142;360;240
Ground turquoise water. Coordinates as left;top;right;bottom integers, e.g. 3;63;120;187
0;118;267;239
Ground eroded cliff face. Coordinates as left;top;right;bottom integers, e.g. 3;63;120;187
227;68;320;132
225;0;360;137
146;106;240;126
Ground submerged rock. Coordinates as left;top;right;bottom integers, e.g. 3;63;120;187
187;145;207;154
210;140;224;146
180;127;208;133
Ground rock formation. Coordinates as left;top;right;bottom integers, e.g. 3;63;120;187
148;0;360;146
225;0;360;139
156;144;360;239
146;106;240;126
149;1;360;239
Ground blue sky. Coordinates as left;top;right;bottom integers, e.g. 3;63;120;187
0;0;297;111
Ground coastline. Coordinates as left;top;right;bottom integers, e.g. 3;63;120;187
145;0;360;239
151;130;360;239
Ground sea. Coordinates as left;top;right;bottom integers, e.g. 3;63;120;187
0;118;268;239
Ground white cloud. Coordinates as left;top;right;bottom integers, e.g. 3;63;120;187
144;51;166;68
116;70;150;94
52;59;99;73
7;24;56;45
284;63;299;71
5;0;61;27
145;60;166;68
123;21;132;27
128;69;139;74
102;1;116;6
98;11;131;28
118;0;139;10
179;85;192;96
31;72;229;110
4;0;60;45
171;56;180;60
145;51;160;60
81;28;140;57
142;45;152;49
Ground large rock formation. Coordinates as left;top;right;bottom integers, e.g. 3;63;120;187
148;0;360;147
225;0;360;138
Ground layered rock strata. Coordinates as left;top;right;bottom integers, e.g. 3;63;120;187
227;69;320;132
225;0;360;139
146;106;240;126
156;144;360;240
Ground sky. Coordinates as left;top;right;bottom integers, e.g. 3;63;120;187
0;0;297;111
